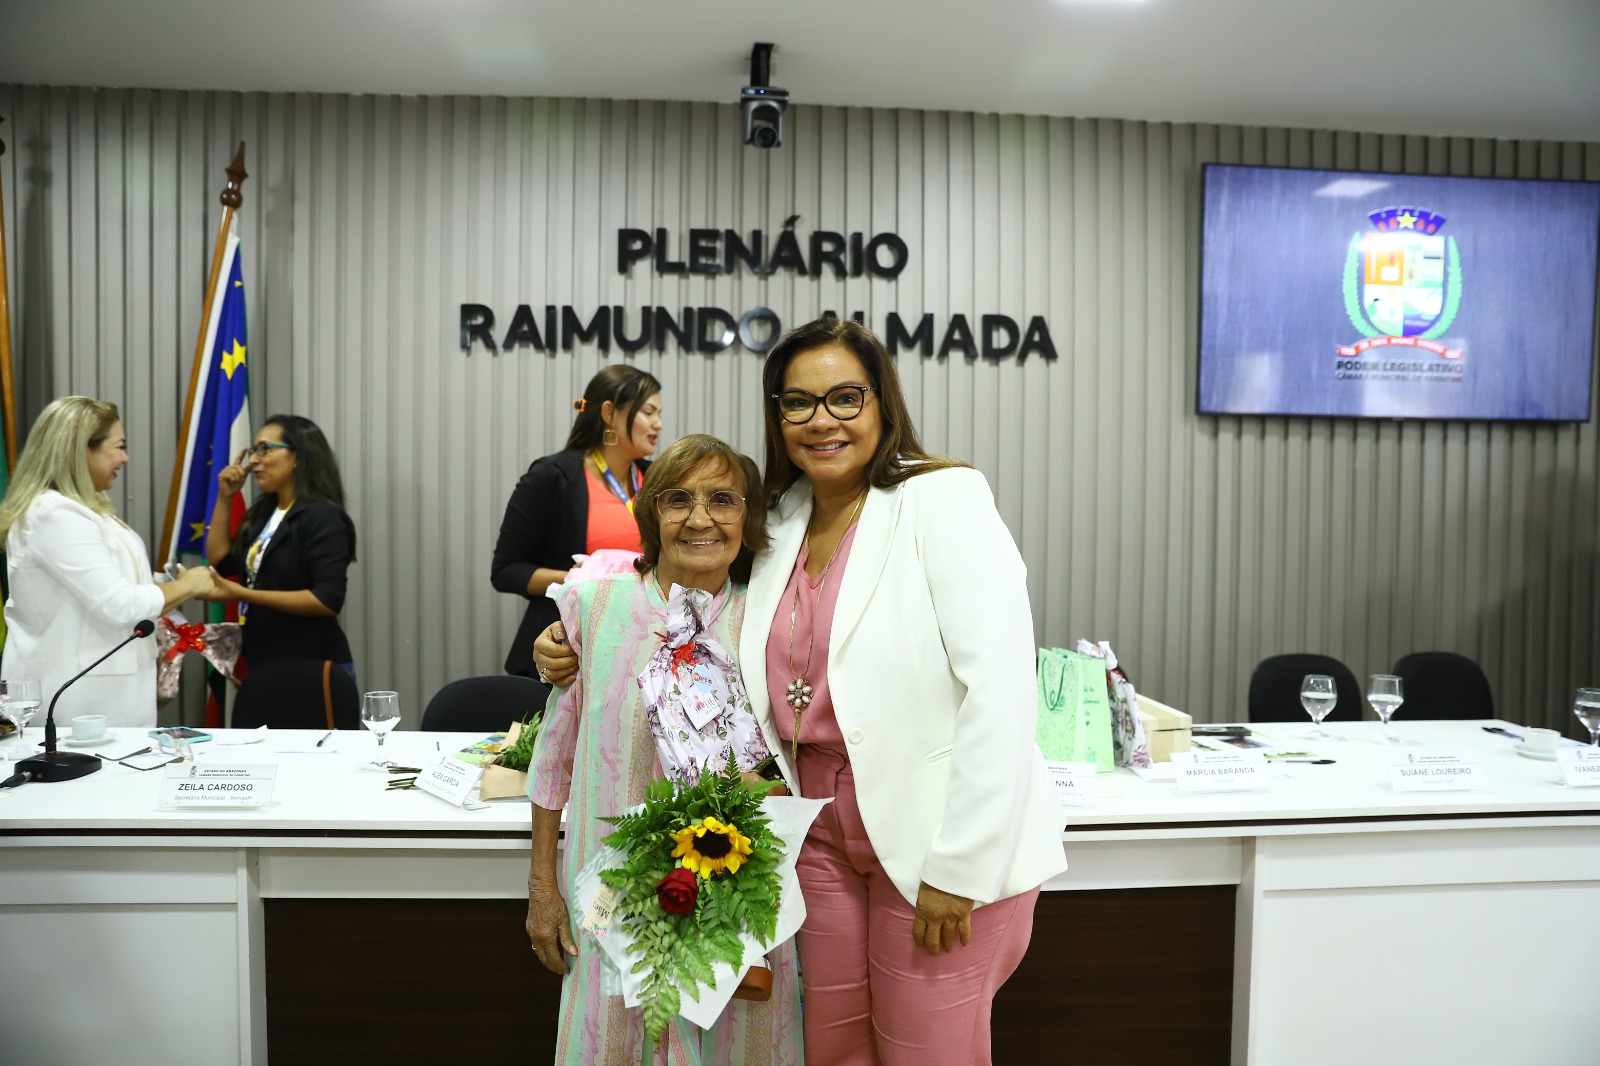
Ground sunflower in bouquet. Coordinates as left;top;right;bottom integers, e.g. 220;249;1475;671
598;756;784;1045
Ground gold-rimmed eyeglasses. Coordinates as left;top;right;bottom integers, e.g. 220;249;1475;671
654;489;746;523
772;385;877;424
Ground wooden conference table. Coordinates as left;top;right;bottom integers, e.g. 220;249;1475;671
1;720;1597;1065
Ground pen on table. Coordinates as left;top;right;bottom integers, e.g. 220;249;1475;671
316;731;332;748
1481;726;1521;741
1278;758;1337;764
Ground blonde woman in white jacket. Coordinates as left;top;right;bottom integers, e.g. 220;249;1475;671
0;397;214;727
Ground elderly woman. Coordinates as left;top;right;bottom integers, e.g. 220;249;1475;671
0;397;215;726
523;433;800;1066
539;319;1068;1065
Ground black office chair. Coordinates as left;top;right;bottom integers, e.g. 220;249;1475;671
420;676;543;733
1248;654;1364;723
233;659;360;730
1390;651;1494;720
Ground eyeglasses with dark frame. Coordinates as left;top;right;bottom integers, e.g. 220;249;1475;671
654;489;747;523
248;441;293;459
771;385;878;424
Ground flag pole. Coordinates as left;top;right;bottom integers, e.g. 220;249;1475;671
158;142;247;563
0;115;18;474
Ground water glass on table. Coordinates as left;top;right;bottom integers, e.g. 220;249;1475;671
1300;674;1338;738
361;691;402;748
1575;688;1600;747
1368;674;1405;743
1;677;43;747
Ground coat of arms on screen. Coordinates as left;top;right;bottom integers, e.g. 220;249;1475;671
1337;207;1463;360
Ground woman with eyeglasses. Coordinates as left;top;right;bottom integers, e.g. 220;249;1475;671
491;365;662;697
538;318;1066;1065
205;414;357;677
524;434;801;1064
0;397;216;727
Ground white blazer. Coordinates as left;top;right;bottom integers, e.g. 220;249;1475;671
742;467;1068;907
3;492;164;727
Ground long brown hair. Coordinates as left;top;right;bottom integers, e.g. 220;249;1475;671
760;317;966;506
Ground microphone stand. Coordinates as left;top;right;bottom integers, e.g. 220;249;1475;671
11;621;156;785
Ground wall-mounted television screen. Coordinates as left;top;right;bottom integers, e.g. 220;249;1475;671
1197;164;1600;421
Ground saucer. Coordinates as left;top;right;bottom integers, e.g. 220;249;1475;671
62;734;116;748
1513;743;1557;761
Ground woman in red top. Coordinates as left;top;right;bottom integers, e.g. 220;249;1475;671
490;365;663;688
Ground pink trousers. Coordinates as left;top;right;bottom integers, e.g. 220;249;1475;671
795;745;1039;1066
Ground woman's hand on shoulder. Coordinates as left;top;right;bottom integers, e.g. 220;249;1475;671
533;622;578;686
526;877;577;974
912;882;974;956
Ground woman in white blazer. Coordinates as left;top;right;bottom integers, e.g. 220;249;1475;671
745;318;1065;1065
0;398;215;728
537;320;1066;1065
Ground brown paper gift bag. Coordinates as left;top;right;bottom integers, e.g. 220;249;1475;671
478;719;531;801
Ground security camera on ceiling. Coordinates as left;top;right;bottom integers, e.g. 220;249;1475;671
741;42;788;150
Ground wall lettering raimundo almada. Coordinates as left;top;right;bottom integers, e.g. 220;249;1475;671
459;225;1057;361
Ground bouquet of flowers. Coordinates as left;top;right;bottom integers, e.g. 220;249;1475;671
598;757;781;1045
572;756;826;1051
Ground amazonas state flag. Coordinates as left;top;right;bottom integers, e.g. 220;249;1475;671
168;222;250;565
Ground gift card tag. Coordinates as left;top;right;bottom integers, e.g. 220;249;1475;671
1043;760;1097;808
159;764;276;808
414;753;484;807
1556;747;1600;788
581;882;622;938
1388;750;1484;792
1171;750;1271;793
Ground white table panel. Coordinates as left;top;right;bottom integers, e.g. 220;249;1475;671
1248;880;1599;1066
1256;825;1600;891
0;904;245;1066
0;846;244;905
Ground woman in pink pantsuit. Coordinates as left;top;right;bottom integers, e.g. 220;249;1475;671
539;319;1067;1064
744;319;1066;1064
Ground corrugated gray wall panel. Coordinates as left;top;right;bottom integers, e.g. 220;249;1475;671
1;85;1597;735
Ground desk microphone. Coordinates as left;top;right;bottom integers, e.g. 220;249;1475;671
4;620;157;787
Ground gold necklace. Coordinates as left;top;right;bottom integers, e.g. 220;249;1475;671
784;489;867;761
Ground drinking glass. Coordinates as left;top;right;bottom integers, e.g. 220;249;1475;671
361;691;402;748
1575;688;1600;748
1368;674;1405;743
1;677;43;744
1300;674;1338;738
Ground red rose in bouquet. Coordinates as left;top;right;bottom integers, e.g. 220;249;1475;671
656;867;698;915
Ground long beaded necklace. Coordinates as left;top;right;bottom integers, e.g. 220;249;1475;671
784;489;867;761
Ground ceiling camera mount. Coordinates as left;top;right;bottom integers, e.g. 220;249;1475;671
741;43;788;150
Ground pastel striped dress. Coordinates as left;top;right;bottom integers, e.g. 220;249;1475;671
528;572;804;1066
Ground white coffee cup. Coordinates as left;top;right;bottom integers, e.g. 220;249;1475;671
70;714;107;742
1523;727;1560;755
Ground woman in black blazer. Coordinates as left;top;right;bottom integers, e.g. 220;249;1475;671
491;365;662;682
205;414;358;674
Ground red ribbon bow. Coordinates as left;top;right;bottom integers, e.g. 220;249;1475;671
162;618;209;663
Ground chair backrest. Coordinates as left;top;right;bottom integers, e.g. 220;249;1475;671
420;676;544;733
233;659;360;730
1391;651;1494;720
1248;653;1364;723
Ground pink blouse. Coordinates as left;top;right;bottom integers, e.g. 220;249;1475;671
765;523;860;751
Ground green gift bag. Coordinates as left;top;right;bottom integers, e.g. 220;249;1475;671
1036;648;1117;771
